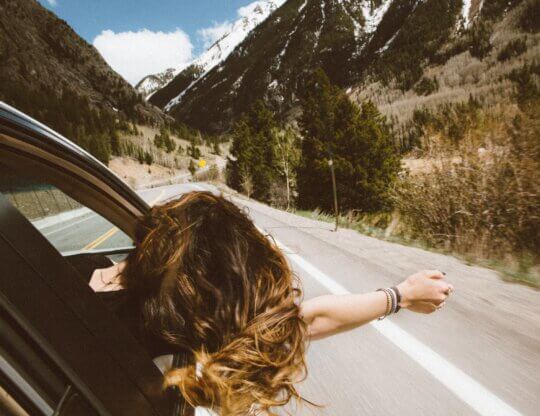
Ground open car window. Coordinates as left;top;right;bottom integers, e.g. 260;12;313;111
0;163;133;259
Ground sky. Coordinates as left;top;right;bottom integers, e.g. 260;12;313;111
37;0;260;85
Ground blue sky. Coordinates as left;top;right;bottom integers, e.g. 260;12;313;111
38;0;259;84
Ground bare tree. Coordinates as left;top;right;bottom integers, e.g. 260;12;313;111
274;126;300;210
241;170;254;198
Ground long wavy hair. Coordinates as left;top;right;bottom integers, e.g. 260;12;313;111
123;191;308;415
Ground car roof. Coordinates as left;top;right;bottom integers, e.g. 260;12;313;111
0;101;149;216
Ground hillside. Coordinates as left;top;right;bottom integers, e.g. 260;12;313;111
151;0;536;134
140;0;285;102
0;0;165;163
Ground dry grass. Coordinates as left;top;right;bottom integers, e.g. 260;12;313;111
393;103;539;285
297;100;540;287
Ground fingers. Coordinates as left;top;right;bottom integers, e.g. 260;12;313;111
432;296;446;306
425;269;445;280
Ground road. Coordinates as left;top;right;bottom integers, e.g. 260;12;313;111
39;183;539;416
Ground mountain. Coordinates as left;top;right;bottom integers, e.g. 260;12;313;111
136;68;177;97
0;0;165;162
151;0;531;134
137;0;285;100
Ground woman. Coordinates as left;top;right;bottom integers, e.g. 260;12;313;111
88;191;453;415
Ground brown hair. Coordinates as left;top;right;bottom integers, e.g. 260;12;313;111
123;191;308;415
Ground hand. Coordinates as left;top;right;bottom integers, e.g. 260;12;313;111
396;270;453;314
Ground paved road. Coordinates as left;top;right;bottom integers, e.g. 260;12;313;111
39;183;539;415
41;186;185;253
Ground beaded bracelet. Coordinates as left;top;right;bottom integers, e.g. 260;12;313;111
377;287;402;319
376;288;392;320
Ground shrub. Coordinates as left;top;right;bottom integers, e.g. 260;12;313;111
413;76;439;96
497;38;527;62
469;21;492;59
519;0;540;33
194;164;221;182
508;63;540;107
393;102;539;266
144;151;153;165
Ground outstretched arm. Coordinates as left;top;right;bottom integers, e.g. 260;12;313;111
300;270;452;340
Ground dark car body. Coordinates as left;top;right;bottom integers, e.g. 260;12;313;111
0;102;183;415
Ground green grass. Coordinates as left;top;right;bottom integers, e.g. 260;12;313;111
293;209;540;289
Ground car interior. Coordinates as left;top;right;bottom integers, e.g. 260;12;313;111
0;119;180;415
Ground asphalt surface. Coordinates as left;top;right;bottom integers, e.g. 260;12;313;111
39;183;539;416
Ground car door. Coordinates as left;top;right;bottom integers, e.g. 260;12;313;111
0;102;184;415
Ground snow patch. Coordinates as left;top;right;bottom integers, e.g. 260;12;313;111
378;30;398;53
361;0;392;34
462;0;472;27
337;0;363;40
314;1;327;49
233;73;245;90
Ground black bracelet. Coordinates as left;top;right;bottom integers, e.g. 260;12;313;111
391;286;401;312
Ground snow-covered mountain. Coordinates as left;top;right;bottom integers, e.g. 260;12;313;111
150;0;527;133
136;0;285;98
136;68;177;97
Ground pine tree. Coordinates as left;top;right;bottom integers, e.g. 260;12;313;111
188;159;197;176
297;69;400;213
111;130;121;155
227;118;253;193
154;133;163;149
297;68;340;210
144;151;154;165
226;100;280;202
188;140;201;159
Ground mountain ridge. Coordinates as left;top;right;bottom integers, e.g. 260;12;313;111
0;0;165;163
137;0;285;100
150;0;531;134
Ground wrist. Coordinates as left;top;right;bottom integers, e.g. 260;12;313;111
396;281;412;308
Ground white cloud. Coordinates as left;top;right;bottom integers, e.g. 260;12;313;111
46;0;58;6
197;1;286;49
197;22;233;49
93;29;193;85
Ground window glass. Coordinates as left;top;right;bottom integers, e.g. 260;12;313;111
0;164;132;255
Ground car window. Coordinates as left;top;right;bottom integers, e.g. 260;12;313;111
0;164;133;255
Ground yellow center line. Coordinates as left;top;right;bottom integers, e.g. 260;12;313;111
82;189;166;251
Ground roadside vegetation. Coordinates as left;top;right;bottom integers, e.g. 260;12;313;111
225;63;539;287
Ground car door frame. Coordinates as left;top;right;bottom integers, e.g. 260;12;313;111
0;101;147;240
0;102;178;415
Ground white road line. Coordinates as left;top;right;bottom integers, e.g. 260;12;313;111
177;187;521;414
43;213;95;236
188;184;207;192
264;231;522;416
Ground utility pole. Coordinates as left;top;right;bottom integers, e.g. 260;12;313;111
327;149;339;232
